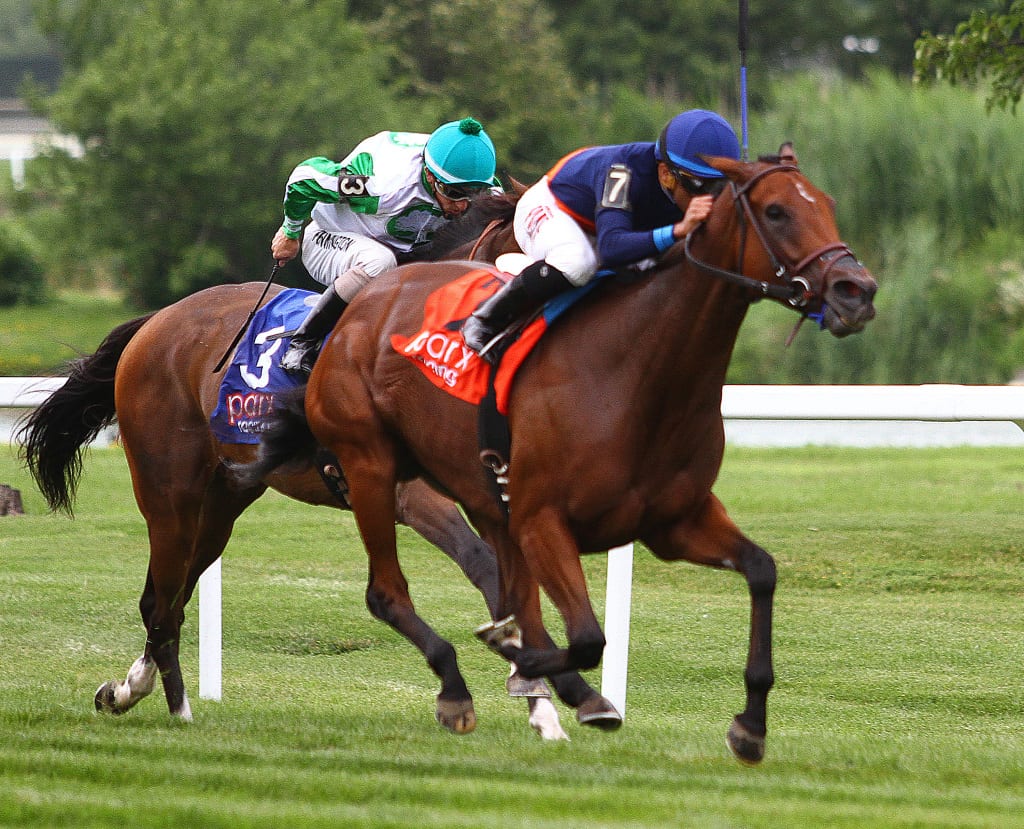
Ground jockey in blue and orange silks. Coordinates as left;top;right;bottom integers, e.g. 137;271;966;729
461;109;741;359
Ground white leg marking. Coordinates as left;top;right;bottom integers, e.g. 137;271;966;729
125;655;158;696
528;697;569;741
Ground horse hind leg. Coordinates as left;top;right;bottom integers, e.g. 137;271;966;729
105;457;259;720
352;472;476;733
94;653;160;716
366;565;476;734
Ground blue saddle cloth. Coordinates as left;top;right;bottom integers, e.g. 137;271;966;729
210;288;320;444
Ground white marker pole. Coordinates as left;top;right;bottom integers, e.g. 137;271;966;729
198;558;222;700
600;543;634;717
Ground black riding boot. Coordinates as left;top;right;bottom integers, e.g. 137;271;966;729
461;261;573;359
279;287;348;375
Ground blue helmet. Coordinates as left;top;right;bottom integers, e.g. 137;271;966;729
654;109;740;179
424;117;496;185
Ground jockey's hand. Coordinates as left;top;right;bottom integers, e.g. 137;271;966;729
271;229;300;266
673;195;715;239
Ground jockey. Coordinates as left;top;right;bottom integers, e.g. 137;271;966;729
272;117;498;374
461;109;741;358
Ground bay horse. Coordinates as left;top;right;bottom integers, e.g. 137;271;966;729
17;192;612;738
244;157;878;762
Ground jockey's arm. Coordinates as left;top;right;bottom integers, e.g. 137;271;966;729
279;156;347;239
594;208;666;269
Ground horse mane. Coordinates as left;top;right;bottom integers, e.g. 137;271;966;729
403;189;522;263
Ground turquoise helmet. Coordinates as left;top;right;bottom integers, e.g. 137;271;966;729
654;109;740;179
424;117;496;185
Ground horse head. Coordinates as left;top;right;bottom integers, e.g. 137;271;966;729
694;156;877;338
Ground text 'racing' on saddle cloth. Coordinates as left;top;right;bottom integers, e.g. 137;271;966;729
390;265;607;414
210;288;320;443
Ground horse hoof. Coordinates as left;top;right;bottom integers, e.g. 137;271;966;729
474;616;520;653
94;681;123;715
435;698;477;734
506;673;551;699
727;717;765;764
576;694;623;730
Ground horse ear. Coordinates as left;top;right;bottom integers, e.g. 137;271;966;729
505;175;531;196
706;156;749;183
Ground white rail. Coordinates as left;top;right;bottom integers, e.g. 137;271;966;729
6;381;1023;714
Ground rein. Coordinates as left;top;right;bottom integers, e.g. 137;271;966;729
468;219;505;260
684;165;857;312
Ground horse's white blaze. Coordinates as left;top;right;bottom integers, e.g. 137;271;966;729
528;697;569;741
795;181;816;203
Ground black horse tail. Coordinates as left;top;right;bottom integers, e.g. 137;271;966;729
232;384;319;487
17;313;155;515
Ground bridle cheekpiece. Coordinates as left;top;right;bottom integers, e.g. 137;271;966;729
683;165;858;321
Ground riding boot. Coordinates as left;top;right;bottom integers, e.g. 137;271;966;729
461;261;573;359
279;287;348;375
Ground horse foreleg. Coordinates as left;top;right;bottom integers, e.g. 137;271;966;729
646;493;776;764
499;520;607;679
727;538;776;765
478;531;621;732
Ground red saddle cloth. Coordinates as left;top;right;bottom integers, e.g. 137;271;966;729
390;268;547;415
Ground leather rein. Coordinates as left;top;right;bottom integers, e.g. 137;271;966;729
683;165;857;312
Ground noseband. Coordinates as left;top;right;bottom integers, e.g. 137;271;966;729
683;165;858;313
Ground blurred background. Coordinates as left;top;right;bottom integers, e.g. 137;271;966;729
1;0;1022;384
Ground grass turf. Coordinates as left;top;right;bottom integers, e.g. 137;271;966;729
0;443;1021;827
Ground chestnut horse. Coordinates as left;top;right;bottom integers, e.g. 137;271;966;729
246;157;878;762
17;193;610;738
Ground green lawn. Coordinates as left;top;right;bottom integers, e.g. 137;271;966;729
0;444;1021;828
0;292;137;375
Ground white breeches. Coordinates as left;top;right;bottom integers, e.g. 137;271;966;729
513;177;599;287
300;218;398;289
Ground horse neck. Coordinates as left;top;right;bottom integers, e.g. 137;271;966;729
613;217;752;411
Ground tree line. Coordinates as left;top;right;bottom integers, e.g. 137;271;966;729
1;0;1021;383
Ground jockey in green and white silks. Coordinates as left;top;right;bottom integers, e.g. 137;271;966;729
271;117;497;375
283;131;449;278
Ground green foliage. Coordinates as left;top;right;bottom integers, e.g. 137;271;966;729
0;0;48;57
729;72;1024;383
0;220;46;306
1;445;1022;826
5;0;1023;379
27;0;399;308
915;0;1024;112
357;0;587;182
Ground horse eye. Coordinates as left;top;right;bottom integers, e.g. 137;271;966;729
764;204;786;221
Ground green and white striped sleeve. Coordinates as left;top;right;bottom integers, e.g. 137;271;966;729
280;157;345;238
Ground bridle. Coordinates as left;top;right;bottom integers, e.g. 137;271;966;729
683;165;859;315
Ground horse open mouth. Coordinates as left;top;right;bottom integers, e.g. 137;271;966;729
823;277;877;337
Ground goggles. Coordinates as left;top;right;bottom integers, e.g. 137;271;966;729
433;179;490;202
669;167;727;197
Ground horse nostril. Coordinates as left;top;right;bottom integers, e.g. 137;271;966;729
832;279;876;304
